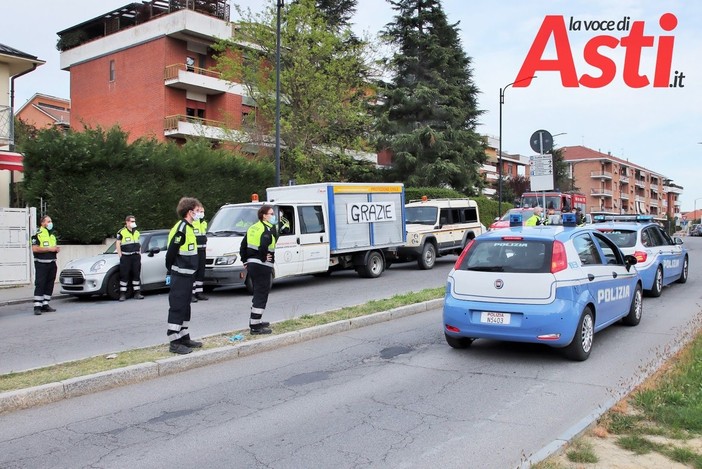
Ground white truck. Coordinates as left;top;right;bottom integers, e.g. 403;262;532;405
204;182;406;292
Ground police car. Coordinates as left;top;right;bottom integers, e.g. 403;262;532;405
443;213;642;361
591;215;688;297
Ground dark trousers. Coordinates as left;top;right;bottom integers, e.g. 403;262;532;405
192;248;206;294
119;254;142;293
33;261;57;308
167;272;194;342
248;262;272;310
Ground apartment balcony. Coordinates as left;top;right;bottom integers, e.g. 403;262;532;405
590;205;615;213
590;187;613;197
664;185;683;194
619;175;629;184
650;199;658;207
635;196;645;203
674;199;681;206
164;64;247;96
590;170;612;180
164;114;240;141
635;179;646;188
620;193;629;200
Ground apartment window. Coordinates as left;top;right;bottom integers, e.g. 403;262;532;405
109;60;115;81
186;56;195;72
186;99;206;121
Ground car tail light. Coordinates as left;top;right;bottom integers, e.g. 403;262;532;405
445;325;460;333
551;241;567;273
634;250;647;263
501;236;523;241
454;239;475;269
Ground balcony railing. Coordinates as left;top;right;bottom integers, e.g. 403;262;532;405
620;193;629;200
590;188;613;196
590;206;615;213
164;63;241;95
164;114;226;132
619;175;629;184
590;170;612;179
635;179;646;188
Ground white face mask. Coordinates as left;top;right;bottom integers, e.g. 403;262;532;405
195;211;204;220
129;222;137;229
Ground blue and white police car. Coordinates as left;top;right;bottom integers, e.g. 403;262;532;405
443;213;642;361
592;215;688;297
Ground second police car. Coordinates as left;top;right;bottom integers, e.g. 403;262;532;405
443;213;642;361
591;215;688;297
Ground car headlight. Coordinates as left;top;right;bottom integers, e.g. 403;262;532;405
410;233;421;245
215;254;238;266
90;259;107;272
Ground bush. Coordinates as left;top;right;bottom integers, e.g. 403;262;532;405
22;126;274;243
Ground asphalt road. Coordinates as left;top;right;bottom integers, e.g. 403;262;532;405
0;257;454;374
0;239;700;468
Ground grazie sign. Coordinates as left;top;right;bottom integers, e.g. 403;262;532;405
347;202;396;223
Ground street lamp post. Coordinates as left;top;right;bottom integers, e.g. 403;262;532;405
498;75;536;217
274;0;284;187
694;197;702;225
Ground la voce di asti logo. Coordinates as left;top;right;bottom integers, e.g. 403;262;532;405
513;13;684;89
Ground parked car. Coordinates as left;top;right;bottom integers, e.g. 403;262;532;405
443;214;642;361
59;229;170;299
691;224;702;237
592;215;688;297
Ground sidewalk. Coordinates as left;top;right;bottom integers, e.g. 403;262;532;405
0;283;66;307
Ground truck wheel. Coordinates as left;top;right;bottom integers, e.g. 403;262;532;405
417;243;436;270
357;251;384;278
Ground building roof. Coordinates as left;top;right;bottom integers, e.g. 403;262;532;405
0;43;38;61
561;145;665;178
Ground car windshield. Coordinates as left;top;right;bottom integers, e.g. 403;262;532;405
598;229;637;248
104;241;118;254
522;196;561;211
405;206;438;225
208;206;260;235
457;239;552;273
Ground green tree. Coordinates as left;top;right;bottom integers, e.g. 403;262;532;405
551;147;571;192
376;0;486;194
216;0;376;183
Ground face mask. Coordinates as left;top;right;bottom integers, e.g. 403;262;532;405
196;212;205;220
46;222;54;231
269;215;278;224
130;222;137;229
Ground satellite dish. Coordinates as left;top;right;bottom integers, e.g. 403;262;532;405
530;130;553;154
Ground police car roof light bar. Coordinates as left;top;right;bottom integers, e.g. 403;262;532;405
593;214;653;223
561;213;577;227
509;213;523;227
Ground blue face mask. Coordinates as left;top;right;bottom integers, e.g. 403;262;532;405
46;222;54;231
269;215;278;225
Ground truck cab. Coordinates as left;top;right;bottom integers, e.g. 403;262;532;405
397;198;484;269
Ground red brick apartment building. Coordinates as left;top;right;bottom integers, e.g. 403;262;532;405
561;145;682;220
58;0;256;146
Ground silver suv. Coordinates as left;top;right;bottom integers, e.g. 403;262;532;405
396;198;484;269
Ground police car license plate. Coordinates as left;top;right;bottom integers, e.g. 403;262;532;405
63;278;73;285
480;312;511;325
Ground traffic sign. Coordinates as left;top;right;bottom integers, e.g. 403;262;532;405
530;129;553;154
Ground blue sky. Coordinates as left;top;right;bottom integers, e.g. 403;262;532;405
6;0;701;211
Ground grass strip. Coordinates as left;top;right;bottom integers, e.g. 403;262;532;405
0;287;444;392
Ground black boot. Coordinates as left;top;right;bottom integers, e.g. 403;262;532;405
41;304;56;312
34;307;42;316
195;293;209;301
250;323;272;335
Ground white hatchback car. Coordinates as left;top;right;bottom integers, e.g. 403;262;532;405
59;229;170;300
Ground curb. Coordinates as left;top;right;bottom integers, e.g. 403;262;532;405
0;298;443;414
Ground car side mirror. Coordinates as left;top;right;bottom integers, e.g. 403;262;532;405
624;254;637;271
148;247;161;257
673;237;683;245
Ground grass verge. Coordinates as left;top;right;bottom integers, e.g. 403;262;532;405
534;323;702;468
0;287;444;393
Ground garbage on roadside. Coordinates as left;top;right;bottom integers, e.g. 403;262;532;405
228;334;245;342
105;353;118;359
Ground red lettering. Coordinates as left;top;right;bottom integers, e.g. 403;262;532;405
580;35;618;88
653;13;677;87
620;21;654;88
514;16;578;87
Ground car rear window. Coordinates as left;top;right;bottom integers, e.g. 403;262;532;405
598;229;637;248
457;239;553;273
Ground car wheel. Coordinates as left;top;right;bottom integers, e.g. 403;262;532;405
564;307;594;361
445;333;474;349
622;284;643;326
105;271;121;300
676;256;688;284
647;266;663;297
417;243;436;270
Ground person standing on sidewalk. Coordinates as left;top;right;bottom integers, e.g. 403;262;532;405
165;197;203;354
31;215;60;315
191;203;208;302
115;215;144;301
239;204;277;335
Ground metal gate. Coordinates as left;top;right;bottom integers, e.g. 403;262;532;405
0;207;36;285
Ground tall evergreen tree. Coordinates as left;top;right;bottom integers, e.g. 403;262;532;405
377;0;486;193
